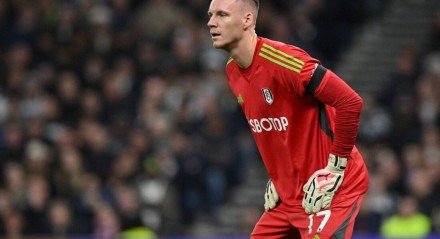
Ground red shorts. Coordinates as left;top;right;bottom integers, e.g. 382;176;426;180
251;194;364;239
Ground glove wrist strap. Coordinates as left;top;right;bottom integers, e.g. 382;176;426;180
326;154;347;173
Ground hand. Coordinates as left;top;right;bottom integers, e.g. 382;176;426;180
264;179;279;211
302;154;347;214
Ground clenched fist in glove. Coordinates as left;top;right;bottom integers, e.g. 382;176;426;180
264;179;279;211
302;154;347;214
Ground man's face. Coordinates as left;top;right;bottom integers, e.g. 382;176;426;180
207;0;246;50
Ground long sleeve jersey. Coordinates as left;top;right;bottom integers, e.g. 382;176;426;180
226;37;368;207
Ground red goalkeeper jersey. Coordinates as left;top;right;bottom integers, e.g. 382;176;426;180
226;37;368;208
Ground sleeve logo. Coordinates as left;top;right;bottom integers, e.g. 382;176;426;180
262;88;274;105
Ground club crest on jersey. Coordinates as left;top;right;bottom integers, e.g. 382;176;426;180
261;88;274;105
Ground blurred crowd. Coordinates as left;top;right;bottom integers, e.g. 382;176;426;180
355;8;440;237
1;0;438;238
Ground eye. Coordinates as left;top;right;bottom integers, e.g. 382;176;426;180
219;11;228;17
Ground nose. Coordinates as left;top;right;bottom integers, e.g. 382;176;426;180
207;16;216;28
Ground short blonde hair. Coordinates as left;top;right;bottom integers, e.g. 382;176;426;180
241;0;259;25
249;0;259;10
243;0;259;12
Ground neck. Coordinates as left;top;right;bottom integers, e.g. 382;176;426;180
230;32;258;68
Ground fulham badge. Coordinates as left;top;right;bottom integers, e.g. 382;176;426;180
262;88;274;105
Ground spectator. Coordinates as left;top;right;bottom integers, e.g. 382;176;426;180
93;203;120;239
2;209;25;239
359;94;392;144
380;196;431;238
23;174;50;235
46;199;76;236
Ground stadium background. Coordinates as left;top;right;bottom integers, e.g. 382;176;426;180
0;0;439;238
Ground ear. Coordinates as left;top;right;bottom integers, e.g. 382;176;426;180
243;12;254;30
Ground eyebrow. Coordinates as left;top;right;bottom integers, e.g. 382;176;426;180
207;9;229;16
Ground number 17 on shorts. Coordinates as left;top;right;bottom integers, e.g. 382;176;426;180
308;210;331;234
304;195;363;239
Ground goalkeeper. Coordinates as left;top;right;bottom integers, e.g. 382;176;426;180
207;0;369;238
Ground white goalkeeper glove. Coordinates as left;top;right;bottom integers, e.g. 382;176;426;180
264;179;279;211
302;154;347;214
